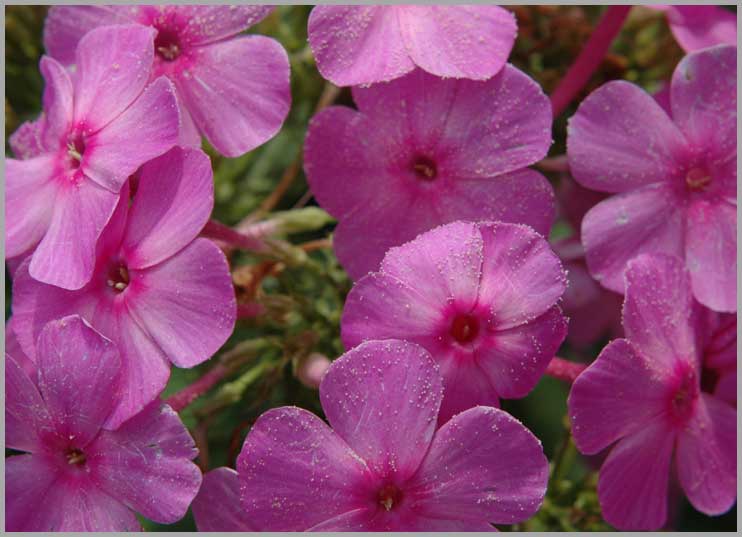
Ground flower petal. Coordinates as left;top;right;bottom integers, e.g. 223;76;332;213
122;147;213;269
83;76;179;193
5;455;62;531
39;56;73;147
237;406;371;531
9;118;47;159
6;318;36;378
597;423;675;530
192;468;254;531
685;199;736;312
171;5;273;45
436;349;501;425
308;6;414;86
568;339;671;455
666;6;737;52
307;507;497;531
567;80;688;193
125;238;236;368
676;394;736;515
72;24;155;132
175;35;290;157
5;354;52;453
90;402;201;524
36;316;120;448
408;406;548;525
320;340;442;482
581;184;685;294
397;6;516;80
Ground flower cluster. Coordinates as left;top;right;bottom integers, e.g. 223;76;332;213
4;5;737;533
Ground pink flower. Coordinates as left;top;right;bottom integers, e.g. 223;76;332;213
192;468;255;531
342;221;568;424
308;5;517;87
234;339;548;531
12;147;236;428
697;309;736;407
305;67;555;280
567;45;737;312
652;5;736;52
568;254;737;530
5;315;201;531
44;5;291;157
6;24;179;290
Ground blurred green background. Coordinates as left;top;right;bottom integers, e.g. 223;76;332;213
4;5;736;531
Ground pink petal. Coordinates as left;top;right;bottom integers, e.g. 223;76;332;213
5;455;61;531
5;318;36;378
568;339;670;455
714;371;736;406
169;5;274;45
122;147;213;269
320;340;442;482
397;6;516;80
666;6;737;52
175;92;202;147
237;406;371;531
567;80;688;193
308;6;414;86
5;155;59;258
478;222;567;329
29;178;119;290
435;350;501;425
90;402;201;524
622;254;698;364
72;24;156;133
5;354;52;453
192;468;254;531
581;184;685;294
83;76;180;193
597;423;675;530
408;406;548;525
175;35;290;157
478;306;567;399
676;394;736;515
43;6;134;65
685;200;736;314
35;316;120;447
308;507;497;531
671;45;736;166
9;118;47;159
39;56;73;147
125;238;236;368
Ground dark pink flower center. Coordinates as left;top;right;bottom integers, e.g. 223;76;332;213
450;313;479;344
411;155;437;181
154;28;182;61
685;166;712;191
67;135;86;169
107;263;130;293
66;447;87;466
668;366;699;424
377;483;403;512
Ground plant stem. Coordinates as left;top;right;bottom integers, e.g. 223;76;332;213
545;356;587;383
550;6;631;118
201;219;266;251
166;364;228;412
237;302;265;319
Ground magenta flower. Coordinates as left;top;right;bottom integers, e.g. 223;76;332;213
12;147;236;428
5;315;201;531
652;5;736;52
567;45;737;312
698;309;736;407
44;5;290;157
342;221;568;424
6;24;179;290
235;339;548;531
305;67;555;280
568;254;737;530
192;468;255;531
308;6;517;87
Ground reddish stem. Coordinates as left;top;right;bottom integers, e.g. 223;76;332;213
166;364;227;412
237;302;265;319
545;356;588;384
550;6;632;118
201;219;266;251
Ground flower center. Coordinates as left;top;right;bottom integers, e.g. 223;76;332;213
450;313;479;344
67;135;86;169
411;155;437;181
685;166;711;191
377;483;403;512
66;447;86;466
107;263;130;293
154;28;181;61
668;366;699;424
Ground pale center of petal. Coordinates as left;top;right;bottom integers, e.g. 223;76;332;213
107;263;130;293
155;28;182;61
685;166;712;191
377;484;403;512
66;447;87;466
411;155;437;181
450;313;480;344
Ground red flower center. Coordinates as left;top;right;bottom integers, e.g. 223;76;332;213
155;28;182;61
450;313;480;344
107;263;130;293
66;447;87;466
685;166;712;191
668;366;699;424
377;483;403;512
412;155;437;181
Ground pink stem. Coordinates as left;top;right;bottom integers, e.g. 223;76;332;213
237;302;265;319
201;219;266;251
550;6;632;118
166;364;227;412
544;356;588;384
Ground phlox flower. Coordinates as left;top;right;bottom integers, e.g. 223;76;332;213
567;45;737;312
5;315;201;531
192;468;255;531
305;67;555;280
12;147;236;428
6;24;179;290
652;5;736;52
568;254;737;531
342;221;568;424
308;5;517;87
231;339;548;531
697;309;736;407
44;5;291;157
